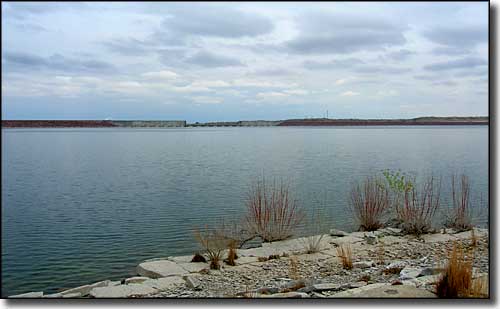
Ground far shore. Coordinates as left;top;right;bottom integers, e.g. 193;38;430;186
1;116;489;128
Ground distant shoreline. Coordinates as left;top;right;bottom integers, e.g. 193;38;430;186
1;117;489;128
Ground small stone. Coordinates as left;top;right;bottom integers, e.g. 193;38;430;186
353;261;375;269
365;234;378;245
312;283;343;292
183;275;202;290
399;267;423;280
330;229;348;237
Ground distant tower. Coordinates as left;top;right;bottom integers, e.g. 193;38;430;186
326;110;329;119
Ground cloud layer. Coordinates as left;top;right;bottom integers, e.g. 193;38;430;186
2;2;488;121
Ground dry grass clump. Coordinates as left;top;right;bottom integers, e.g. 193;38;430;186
257;257;268;262
444;174;474;232
244;178;304;242
289;256;300;280
336;244;353;270
349;177;390;231
397;176;441;236
435;242;481;298
193;225;230;270
224;241;238;266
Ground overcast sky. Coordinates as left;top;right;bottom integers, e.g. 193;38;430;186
2;2;488;121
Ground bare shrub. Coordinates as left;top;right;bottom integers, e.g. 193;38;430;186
244;178;304;242
349;177;390;231
397;176;441;235
336;244;353;270
193;225;230;270
444;174;474;231
435;242;473;298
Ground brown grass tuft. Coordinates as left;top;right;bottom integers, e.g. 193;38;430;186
193;225;229;270
349;177;390;231
435;242;474;298
336;244;353;270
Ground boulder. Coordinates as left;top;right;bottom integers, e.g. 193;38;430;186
10;291;43;298
349;281;368;289
137;260;188;278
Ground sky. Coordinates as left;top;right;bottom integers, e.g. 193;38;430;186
1;2;489;122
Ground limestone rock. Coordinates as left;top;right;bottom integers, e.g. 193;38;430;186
125;277;149;285
330;229;348;237
260;291;310;298
399;267;423;280
420;233;457;243
330;283;436;298
141;277;185;291
62;292;82;298
178;262;209;273
60;280;111;297
312;283;343;292
90;284;157;298
10;291;43;298
137;260;188;278
183;275;202;290
353;261;375;269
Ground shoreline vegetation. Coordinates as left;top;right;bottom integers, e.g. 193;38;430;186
8;172;489;299
1;116;489;128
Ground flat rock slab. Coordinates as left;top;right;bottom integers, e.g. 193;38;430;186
454;229;488;240
331;283;436;298
168;255;197;264
235;256;260;265
125;277;149;285
378;235;407;245
10;291;43;298
137;260;188;278
258;292;310;298
238;247;280;258
60;280;111;296
178;262;209;273
90;284;157;298
420;233;457;243
141;277;186;290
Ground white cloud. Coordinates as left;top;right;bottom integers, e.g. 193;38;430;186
141;70;178;79
340;91;360;96
256;91;289;99
192;96;222;104
377;89;399;96
284;89;309;95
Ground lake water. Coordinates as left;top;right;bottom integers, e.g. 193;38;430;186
1;126;488;296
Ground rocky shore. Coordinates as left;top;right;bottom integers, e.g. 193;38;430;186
10;227;488;298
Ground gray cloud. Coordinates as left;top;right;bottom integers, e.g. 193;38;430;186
355;65;412;74
432;80;458;87
184;51;244;68
3;51;116;73
424;57;487;71
431;46;471;56
102;38;154;56
381;49;415;61
160;6;274;38
422;26;487;48
303;58;365;70
286;13;407;54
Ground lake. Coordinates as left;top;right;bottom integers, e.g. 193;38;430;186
1;126;489;296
